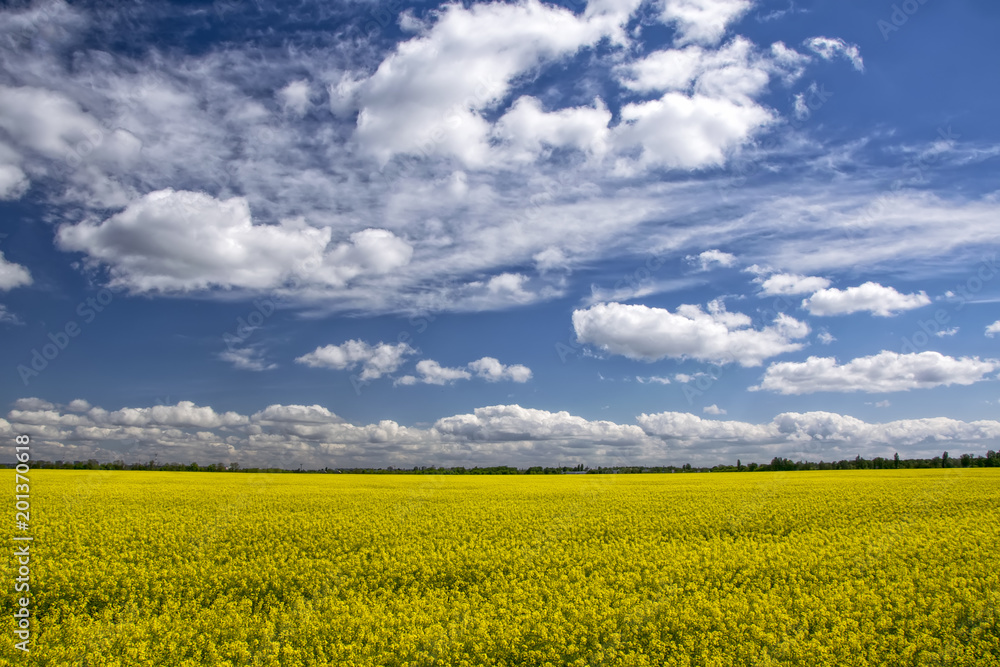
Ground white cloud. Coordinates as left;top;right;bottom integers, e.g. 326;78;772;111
85;401;248;428
636;375;672;384
411;359;473;385
0;0;925;322
468;357;532;383
13;398;55;411
757;272;831;296
434;404;648;446
352;0;615;166
56;189;327;292
0;304;21;325
414;273;559;313
639;409;1000;458
397;357;532;385
688;248;737;271
66;399;92;412
6;399;1000;469
866;400;891;408
703;404;727;415
752;351;999;395
251;404;345;424
935;327;959;338
0;251;32;290
804;36;864;72
584;278;706;306
492;96;611;162
0;85;141;207
614;92;773;171
659;0;753;46
573;300;809;367
276;80;311;116
0;141;28;200
219;346;277;372
296;340;415;380
802;282;930;317
56;189;412;293
986;321;1000;338
619;45;706;92
817;331;835;345
0;85;106;159
759;193;1000;275
768;41;810;83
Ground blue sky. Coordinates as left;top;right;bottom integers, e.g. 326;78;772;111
1;0;999;468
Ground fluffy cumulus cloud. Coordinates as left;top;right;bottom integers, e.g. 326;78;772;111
468;357;532;383
573;300;809;366
56;189;412;293
659;0;752;46
405;360;473;385
6;399;1000;468
0;0;879;317
0;251;32;290
752;351;999;395
6;401;251;431
610;35;802;171
757;272;831;296
986;321;1000;338
614;92;773;171
803;36;864;72
352;0;615;166
689;249;737;271
802;282;930;317
13;398;55;411
638;410;1000;460
296;340;415;380
396;357;532;385
492;96;612;162
434;404;649;447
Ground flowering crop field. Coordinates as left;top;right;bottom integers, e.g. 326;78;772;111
4;469;999;666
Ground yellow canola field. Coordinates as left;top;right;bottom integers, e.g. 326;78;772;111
3;469;999;667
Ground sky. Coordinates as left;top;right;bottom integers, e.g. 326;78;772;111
1;0;999;469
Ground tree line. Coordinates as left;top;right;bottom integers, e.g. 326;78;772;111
8;452;1000;473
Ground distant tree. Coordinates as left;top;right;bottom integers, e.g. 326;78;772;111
942;451;950;468
894;453;900;469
